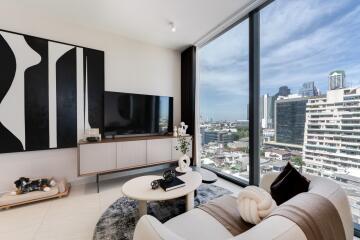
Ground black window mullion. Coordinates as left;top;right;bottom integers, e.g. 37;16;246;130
248;9;261;186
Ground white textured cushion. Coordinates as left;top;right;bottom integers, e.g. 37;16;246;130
237;186;276;224
165;208;233;240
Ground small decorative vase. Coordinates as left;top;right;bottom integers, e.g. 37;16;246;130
178;154;190;172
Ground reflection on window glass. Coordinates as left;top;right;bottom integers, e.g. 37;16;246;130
260;0;360;225
199;19;250;182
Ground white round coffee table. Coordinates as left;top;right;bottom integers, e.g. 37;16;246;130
122;171;202;217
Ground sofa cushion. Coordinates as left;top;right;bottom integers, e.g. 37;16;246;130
270;162;310;205
165;208;233;240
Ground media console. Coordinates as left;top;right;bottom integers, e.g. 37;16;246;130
77;135;192;192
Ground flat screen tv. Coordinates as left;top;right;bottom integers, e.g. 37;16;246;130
104;91;173;137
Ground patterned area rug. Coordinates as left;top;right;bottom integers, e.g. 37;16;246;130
93;184;232;240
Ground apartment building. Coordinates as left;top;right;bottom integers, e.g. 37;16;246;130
275;95;309;146
303;88;360;178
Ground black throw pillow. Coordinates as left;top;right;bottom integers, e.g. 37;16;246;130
270;162;310;205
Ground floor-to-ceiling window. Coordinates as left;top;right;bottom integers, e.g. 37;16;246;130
198;0;360;233
259;0;360;228
199;19;250;183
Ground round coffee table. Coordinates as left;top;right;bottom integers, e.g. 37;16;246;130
122;171;202;217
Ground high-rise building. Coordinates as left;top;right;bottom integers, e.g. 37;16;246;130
275;96;309;145
329;70;346;90
303;87;360;178
260;94;275;128
203;130;235;145
299;81;320;97
277;86;291;97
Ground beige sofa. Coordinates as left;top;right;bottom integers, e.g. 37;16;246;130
133;173;354;240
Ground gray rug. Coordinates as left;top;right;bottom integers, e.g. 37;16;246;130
93;184;232;240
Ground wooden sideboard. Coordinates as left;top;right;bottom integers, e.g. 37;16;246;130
77;135;192;177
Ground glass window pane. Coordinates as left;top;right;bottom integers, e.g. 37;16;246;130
199;19;250;183
260;0;360;226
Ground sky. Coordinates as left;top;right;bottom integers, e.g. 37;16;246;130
199;0;360;121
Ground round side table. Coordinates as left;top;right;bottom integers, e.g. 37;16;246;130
191;166;218;184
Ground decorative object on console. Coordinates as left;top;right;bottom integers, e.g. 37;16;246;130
0;29;104;154
84;128;101;142
177;122;188;136
270;161;310;205
237;186;277;224
173;126;178;137
175;135;191;173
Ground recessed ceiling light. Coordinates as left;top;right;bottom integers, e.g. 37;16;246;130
170;22;176;32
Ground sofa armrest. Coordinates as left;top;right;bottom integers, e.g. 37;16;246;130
133;215;185;240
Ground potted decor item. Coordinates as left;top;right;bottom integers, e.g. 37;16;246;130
175;136;192;173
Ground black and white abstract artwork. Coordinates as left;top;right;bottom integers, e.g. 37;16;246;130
0;30;104;154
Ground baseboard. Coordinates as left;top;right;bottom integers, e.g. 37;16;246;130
70;163;174;186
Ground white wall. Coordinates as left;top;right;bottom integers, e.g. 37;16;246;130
0;4;181;192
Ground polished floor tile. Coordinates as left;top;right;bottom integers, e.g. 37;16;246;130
1;171;243;240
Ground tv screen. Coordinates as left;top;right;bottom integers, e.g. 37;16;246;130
104;91;173;136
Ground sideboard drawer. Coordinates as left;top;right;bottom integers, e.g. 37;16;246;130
79;142;116;175
147;139;172;164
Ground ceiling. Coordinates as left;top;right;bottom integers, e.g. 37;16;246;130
2;0;254;50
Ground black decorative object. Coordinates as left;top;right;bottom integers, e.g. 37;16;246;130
0;29;104;153
270;162;311;205
86;136;99;142
151;179;160;189
163;169;176;183
151;169;176;190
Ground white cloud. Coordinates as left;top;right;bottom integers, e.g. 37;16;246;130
199;0;360;119
261;2;360;92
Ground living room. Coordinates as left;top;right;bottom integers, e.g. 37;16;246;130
0;0;359;239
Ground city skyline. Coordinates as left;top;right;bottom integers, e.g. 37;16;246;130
199;0;360;121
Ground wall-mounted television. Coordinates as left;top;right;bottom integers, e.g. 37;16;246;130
104;91;173;137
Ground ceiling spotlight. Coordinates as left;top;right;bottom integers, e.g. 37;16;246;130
170;22;176;32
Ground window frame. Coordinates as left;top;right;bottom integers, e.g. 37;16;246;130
196;15;252;187
195;0;360;237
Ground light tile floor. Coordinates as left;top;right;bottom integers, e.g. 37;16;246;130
0;172;242;240
2;174;357;240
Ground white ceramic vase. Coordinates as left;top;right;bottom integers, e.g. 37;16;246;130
178;154;190;172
